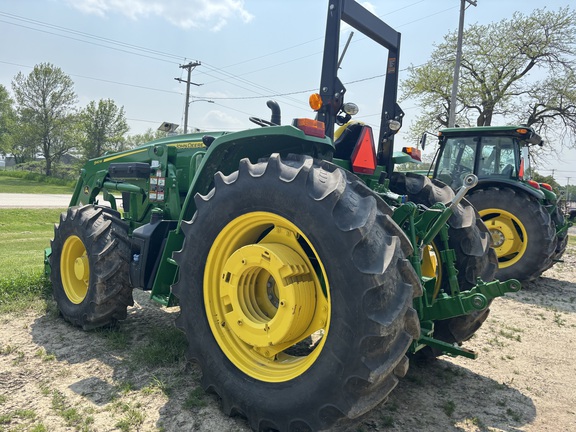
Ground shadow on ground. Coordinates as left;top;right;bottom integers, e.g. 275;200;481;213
30;289;536;432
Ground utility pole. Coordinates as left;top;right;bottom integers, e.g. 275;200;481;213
448;0;477;127
175;61;201;134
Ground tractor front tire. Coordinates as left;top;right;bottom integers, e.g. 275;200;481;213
466;187;555;283
50;205;133;330
390;172;497;350
172;154;421;432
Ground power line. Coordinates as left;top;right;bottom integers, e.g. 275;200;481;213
0;11;186;61
0;4;452;104
0;12;310;110
0;60;182;95
0;3;463;132
0;18;180;65
0;58;407;105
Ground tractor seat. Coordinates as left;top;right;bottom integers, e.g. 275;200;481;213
333;122;364;160
500;164;514;177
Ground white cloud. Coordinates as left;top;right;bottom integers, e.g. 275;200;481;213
341;2;377;33
198;109;245;131
67;0;254;31
360;2;377;15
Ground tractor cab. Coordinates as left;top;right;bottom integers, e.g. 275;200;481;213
434;126;541;190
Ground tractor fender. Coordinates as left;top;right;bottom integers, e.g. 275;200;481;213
539;185;558;203
178;125;334;224
474;177;546;201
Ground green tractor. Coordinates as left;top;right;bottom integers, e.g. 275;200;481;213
426;126;571;283
45;1;519;430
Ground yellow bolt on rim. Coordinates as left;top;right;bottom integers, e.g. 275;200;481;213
61;235;90;304
204;212;330;382
479;208;528;268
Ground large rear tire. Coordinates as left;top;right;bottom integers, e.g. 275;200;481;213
466;187;555;283
50;205;133;330
172;154;421;431
389;172;497;349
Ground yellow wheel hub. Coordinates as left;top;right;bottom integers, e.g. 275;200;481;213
205;212;330;382
61;235;89;304
479;208;527;268
421;242;442;298
221;243;316;348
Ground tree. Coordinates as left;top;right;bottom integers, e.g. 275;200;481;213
532;171;560;189
8;120;39;164
402;7;576;145
563;183;576;205
0;84;16;156
12;63;79;176
124;128;166;149
81;99;129;160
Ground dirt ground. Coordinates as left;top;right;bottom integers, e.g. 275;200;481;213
1;241;575;432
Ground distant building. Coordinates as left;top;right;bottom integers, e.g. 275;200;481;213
0;154;16;168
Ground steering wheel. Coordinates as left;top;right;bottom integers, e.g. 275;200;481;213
249;116;276;127
454;164;472;176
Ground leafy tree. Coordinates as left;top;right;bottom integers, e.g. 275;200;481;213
563;184;576;205
11;63;79;176
531;171;560;189
0;84;16;156
8;119;38;164
81;99;129;160
124;128;166;149
402;7;576;145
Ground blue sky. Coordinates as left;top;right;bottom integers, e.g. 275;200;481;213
0;0;574;185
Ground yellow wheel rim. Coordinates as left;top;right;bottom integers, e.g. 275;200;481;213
204;212;330;382
60;235;90;304
479;208;527;268
421;242;442;298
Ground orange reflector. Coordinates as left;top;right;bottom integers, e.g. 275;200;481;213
516;128;529;134
518;159;524;179
540;183;553;191
294;118;325;138
402;146;422;162
527;180;540;189
309;93;323;111
351;126;377;175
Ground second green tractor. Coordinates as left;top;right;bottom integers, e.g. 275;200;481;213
427;125;571;283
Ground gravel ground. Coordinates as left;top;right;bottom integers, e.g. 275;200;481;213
1;194;575;431
0;243;575;431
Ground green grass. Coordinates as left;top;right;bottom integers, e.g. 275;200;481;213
49;389;94;430
442;400;456;417
0;408;37;424
0;208;63;272
0;208;62;313
113;402;145;432
131;325;188;367
0;172;75;194
183;387;207;410
0;272;52;314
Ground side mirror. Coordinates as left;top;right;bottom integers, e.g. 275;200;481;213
419;133;427;150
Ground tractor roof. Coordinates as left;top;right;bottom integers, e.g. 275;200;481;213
439;125;542;145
